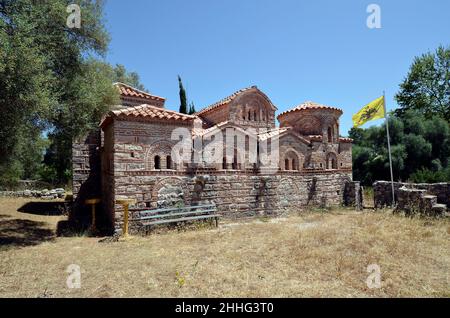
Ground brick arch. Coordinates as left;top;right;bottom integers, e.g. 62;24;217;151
145;140;176;170
150;177;189;208
326;152;338;169
276;178;302;209
231;91;275;122
281;147;304;171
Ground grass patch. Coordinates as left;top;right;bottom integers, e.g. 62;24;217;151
0;198;449;297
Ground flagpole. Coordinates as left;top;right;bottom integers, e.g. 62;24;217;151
383;91;395;206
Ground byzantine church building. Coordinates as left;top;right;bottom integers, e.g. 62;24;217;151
72;83;357;233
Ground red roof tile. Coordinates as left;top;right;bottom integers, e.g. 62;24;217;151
196;86;277;116
114;82;166;102
100;104;196;127
278;101;343;119
339;137;353;143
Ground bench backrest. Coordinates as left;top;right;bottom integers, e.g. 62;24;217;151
132;204;217;221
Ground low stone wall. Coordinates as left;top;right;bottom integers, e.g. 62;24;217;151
109;171;360;234
0;188;66;199
373;181;449;214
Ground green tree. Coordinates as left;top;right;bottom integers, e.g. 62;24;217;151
113;64;146;91
178;75;187;114
188;102;196;115
395;46;450;121
0;0;116;186
350;111;449;185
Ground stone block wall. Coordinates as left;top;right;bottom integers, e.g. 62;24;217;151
71;130;102;227
112;171;355;234
373;181;449;211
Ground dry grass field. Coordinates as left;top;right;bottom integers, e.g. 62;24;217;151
0;197;449;298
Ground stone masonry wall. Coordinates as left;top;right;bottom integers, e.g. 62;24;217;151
71;130;102;227
113;171;355;234
373;181;450;210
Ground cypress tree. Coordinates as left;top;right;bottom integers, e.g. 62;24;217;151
178;75;188;114
188;102;196;115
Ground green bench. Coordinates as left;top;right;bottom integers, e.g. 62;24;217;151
132;204;220;228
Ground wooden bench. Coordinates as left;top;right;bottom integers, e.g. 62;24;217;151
131;204;220;229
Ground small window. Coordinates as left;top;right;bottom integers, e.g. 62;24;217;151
166;155;172;169
285;159;290;170
154;156;161;169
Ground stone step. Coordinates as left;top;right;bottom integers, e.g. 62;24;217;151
431;204;447;216
422;195;438;211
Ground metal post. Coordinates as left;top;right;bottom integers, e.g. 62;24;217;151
85;198;101;232
123;203;129;238
383;91;396;206
116;197;136;238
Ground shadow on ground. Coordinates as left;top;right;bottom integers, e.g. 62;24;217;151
0;215;55;250
17;201;68;216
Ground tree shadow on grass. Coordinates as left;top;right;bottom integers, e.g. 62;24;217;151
17;202;68;216
0;215;55;251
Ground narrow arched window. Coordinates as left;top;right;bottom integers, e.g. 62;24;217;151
154;156;161;169
292;158;296;171
248;111;251;121
254;111;257;121
166;155;172;169
285;159;290;170
327;127;333;143
222;156;227;169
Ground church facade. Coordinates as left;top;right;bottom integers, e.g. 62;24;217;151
72;83;358;234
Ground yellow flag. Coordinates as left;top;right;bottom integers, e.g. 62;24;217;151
352;96;385;128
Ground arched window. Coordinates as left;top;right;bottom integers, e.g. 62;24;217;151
285;159;290;170
248;111;251;121
222;156;227;169
254;111;257;121
166;155;172;169
326;153;338;169
154;156;161;169
327;127;333;143
283;150;300;171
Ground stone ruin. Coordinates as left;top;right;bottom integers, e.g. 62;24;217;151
373;181;449;217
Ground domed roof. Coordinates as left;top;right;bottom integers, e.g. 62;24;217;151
277;101;342;119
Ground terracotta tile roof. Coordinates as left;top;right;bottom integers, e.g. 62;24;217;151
277;101;343;119
100;104;196;127
257;128;290;141
114;82;166;102
194;121;230;136
258;127;311;144
195;86;277;116
308;135;323;142
339;137;353;143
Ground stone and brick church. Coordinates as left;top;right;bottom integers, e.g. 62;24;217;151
72;83;358;233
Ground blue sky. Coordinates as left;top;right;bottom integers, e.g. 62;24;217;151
104;0;450;136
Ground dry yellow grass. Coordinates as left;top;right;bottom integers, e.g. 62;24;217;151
0;198;449;298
